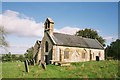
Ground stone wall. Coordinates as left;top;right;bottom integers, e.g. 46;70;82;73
33;41;41;64
52;45;104;62
41;32;54;64
33;41;39;58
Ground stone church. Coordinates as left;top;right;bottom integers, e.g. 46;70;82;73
33;18;104;65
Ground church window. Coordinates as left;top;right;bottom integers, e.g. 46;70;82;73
64;48;69;59
45;41;49;52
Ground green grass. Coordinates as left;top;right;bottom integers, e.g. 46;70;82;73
2;60;119;78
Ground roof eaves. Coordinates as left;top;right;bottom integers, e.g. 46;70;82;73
50;35;57;45
56;44;104;50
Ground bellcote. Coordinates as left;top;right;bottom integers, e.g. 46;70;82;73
44;18;54;35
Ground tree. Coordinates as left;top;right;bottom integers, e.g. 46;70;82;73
3;52;12;61
11;54;17;61
2;54;6;61
2;53;26;62
24;47;34;60
105;39;120;60
0;26;8;47
18;55;25;62
75;28;105;46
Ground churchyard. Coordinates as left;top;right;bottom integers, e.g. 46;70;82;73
2;60;119;78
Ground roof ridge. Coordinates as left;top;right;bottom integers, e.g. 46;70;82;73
53;32;73;35
53;32;83;38
53;32;98;40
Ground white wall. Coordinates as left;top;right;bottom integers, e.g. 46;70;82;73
53;45;104;62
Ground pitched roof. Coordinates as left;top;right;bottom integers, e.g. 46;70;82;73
52;32;104;49
46;17;54;23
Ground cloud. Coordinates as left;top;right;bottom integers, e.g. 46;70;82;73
0;10;80;38
55;26;80;35
103;35;118;46
104;36;113;40
104;36;117;43
6;43;32;54
96;30;100;33
0;10;81;54
0;10;44;37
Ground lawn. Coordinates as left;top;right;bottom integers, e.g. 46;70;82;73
2;60;119;78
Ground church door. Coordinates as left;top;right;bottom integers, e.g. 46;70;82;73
45;55;48;65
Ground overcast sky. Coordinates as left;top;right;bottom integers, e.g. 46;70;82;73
1;2;118;54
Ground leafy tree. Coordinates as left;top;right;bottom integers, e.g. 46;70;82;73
105;39;120;60
0;26;8;47
24;47;34;60
11;54;17;61
2;54;6;61
75;28;105;46
3;52;12;61
2;53;26;62
18;55;25;62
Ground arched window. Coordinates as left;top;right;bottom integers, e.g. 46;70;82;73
45;41;48;52
82;53;85;59
64;48;69;59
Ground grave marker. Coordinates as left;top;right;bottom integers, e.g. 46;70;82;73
24;60;29;72
33;59;35;65
27;60;30;65
41;61;46;70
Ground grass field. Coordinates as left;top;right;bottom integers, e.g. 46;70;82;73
2;60;119;78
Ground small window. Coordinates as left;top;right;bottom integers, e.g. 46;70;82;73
45;41;48;52
64;51;69;59
82;53;85;59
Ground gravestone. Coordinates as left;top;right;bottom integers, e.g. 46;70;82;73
30;59;33;65
41;62;46;70
33;59;35;65
24;60;29;72
27;60;30;65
